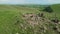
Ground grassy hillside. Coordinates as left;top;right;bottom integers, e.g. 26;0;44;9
0;4;60;34
0;5;40;34
0;5;21;34
51;4;60;19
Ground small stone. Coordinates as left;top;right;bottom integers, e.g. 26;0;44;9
58;22;60;24
16;32;19;34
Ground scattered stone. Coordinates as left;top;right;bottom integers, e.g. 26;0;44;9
22;13;60;34
37;13;44;17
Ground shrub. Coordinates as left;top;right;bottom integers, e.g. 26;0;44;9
43;6;53;13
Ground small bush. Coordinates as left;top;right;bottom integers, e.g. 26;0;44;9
43;6;53;13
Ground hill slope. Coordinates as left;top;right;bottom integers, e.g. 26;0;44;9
0;4;60;34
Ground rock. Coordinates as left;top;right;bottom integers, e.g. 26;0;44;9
58;22;60;24
16;32;19;34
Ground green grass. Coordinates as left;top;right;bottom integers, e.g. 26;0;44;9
51;4;60;19
0;5;20;34
0;11;16;34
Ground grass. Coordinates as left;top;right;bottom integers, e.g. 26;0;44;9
0;5;19;34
